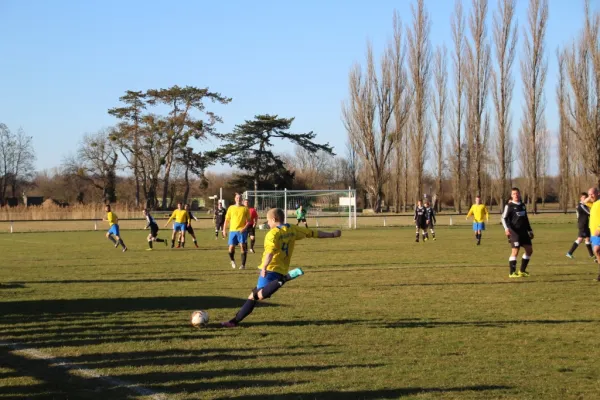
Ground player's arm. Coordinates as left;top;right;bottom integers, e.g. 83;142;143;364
484;206;489;222
466;206;473;219
501;204;511;235
240;209;251;232
223;209;231;233
145;215;151;229
164;212;174;227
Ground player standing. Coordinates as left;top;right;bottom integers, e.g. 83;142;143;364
414;200;428;242
502;188;534;278
566;192;595;260
585;187;600;281
214;201;226;239
220;208;341;328
184;204;199;248
243;199;259;253
223;193;251;269
104;205;127;252
296;204;308;228
424;201;436;240
143;209;166;250
164;202;190;249
466;195;489;245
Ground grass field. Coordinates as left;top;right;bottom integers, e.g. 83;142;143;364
1;224;600;399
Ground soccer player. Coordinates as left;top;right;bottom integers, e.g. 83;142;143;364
164;202;190;249
223;193;251;269
104;205;127;252
220;208;342;328
466;195;489;245
296;204;308;228
214;201;226;240
502;187;534;278
414;200;428;242
243;198;259;253
566;192;595;259
586;187;600;281
143;209;166;250
424;201;436;240
184;204;199;248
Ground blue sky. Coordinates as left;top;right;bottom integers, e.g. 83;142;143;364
0;0;596;175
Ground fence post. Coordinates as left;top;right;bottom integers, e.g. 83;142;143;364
449;216;453;226
383;216;386;227
316;217;319;228
94;221;97;231
10;221;13;233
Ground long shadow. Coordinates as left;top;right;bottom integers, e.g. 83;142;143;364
215;385;513;400
0;283;25;289
8;278;201;284
316;278;590;289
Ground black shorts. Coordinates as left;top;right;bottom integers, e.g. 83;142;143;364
427;221;435;229
248;226;256;237
215;221;224;231
149;223;159;238
509;230;532;248
297;218;306;223
416;221;427;230
186;225;195;235
579;225;591;239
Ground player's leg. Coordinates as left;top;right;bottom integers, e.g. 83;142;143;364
239;233;248;269
567;237;583;258
147;233;154;249
519;244;533;276
249;231;256;253
115;233;127;252
508;240;520;277
106;231;117;246
170;226;177;248
304;219;308;228
153;225;166;245
228;233;238;268
430;223;436;240
188;226;198;247
215;223;219;239
415;225;419;242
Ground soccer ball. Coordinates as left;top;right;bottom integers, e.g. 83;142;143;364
190;310;209;327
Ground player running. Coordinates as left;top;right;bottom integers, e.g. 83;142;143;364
164;202;190;249
414;200;428;242
502;187;534;278
104;205;127;252
223;193;251;269
296;204;308;228
214;201;226;240
143;209;166;250
184;204;199;248
220;208;342;328
466;195;489;245
424;201;436;240
587;188;600;281
243;198;259;253
566;192;595;260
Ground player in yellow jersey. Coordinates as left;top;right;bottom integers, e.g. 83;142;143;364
586;187;600;281
103;205;127;252
221;208;342;327
223;193;251;269
164;202;190;249
466;195;489;245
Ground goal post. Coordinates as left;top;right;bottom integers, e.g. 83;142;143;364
242;188;357;229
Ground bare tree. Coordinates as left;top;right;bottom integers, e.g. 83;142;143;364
433;45;448;211
407;0;431;201
343;12;410;212
465;0;491;202
520;0;548;212
557;48;570;212
0;124;36;201
450;0;466;212
565;1;600;188
492;0;518;206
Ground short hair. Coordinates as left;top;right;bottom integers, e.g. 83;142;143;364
475;194;481;198
511;187;520;192
143;208;148;213
267;208;285;223
581;192;588;197
105;204;111;211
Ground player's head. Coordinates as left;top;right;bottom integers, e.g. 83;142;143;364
475;195;481;205
177;202;182;210
581;192;588;202
184;204;190;210
105;204;111;212
234;193;242;205
243;199;250;207
424;201;430;207
217;201;222;208
266;208;285;228
511;187;521;202
417;200;422;207
588;187;598;202
143;208;149;216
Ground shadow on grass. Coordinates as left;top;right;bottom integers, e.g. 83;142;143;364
9;278;201;284
216;385;513;399
0;283;26;289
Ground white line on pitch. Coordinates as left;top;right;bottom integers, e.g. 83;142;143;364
0;341;168;399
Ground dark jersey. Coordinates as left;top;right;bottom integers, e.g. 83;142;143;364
214;207;226;224
502;201;532;233
425;207;436;224
145;214;157;229
576;202;591;229
414;206;427;224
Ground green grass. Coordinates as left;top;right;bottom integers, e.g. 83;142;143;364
1;225;600;399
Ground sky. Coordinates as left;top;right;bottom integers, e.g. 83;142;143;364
0;0;597;176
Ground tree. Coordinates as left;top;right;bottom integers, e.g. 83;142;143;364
177;147;211;205
407;0;431;201
520;0;548;212
450;0;466;212
492;0;518;206
557;49;570;212
343;11;411;212
210;114;332;192
432;45;448;212
0;124;36;201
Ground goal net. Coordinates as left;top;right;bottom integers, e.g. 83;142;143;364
242;189;357;229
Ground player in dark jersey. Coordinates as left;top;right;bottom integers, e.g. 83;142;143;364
143;209;166;250
184;204;199;248
424;201;436;241
414;200;428;242
502;187;534;278
566;193;595;260
214;201;226;239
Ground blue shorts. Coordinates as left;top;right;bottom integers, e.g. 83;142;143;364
591;236;600;247
228;231;248;246
257;271;284;289
174;222;187;232
108;224;120;236
473;222;485;231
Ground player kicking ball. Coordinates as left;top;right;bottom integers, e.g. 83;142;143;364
221;208;341;328
104;205;127;252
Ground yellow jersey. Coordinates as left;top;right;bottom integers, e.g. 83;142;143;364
259;224;317;275
467;204;489;223
225;205;250;232
106;211;118;226
589;200;600;234
167;209;190;224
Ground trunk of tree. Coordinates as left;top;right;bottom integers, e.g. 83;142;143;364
183;164;190;205
161;154;174;209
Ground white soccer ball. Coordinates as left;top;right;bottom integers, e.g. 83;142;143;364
190;310;209;327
